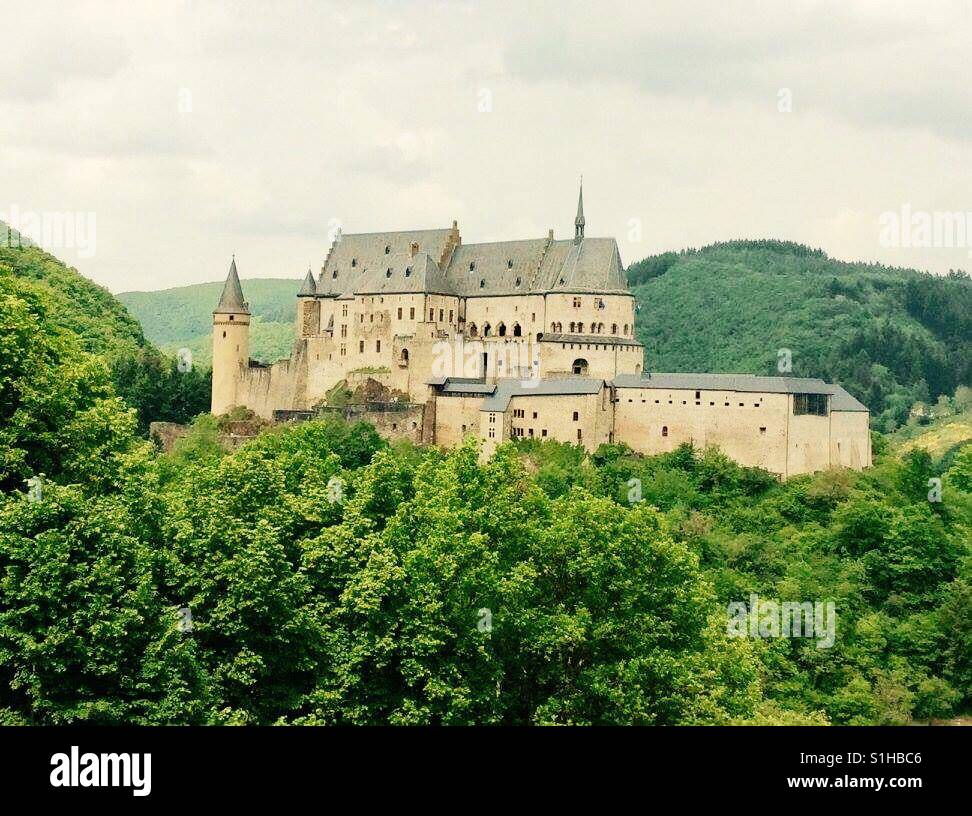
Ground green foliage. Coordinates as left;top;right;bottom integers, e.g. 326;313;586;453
627;240;971;432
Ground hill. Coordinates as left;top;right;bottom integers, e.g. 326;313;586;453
628;240;971;431
1;223;148;357
0;223;211;431
118;278;299;364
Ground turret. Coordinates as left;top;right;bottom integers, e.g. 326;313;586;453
297;265;320;337
211;256;250;415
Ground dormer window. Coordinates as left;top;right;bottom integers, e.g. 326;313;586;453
386;268;392;278
384;245;391;254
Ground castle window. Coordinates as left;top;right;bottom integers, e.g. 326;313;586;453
572;411;579;421
623;324;629;335
498;322;507;337
695;391;700;400
577;322;584;333
397;307;403;319
439;308;444;321
542;429;548;437
483;323;491;336
514;276;521;287
341;325;347;338
409;307;415;319
351;258;357;267
359;340;364;353
469;261;476;271
611;323;618;334
385;245;391;254
386;268;392;277
430;308;435;321
469;323;478;337
794;393;828;416
229;314;234;321
449;309;454;323
662;426;668;437
376;340;381;353
480;279;486;288
577;428;582;442
507;259;513;269
222;331;226;338
400;348;409;367
405;267;412;277
332;270;338;279
572;358;589;375
759;426;767;434
513;323;522;337
573;297;581;307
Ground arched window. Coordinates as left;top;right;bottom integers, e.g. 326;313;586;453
611;323;617;334
512;323;522;337
661;426;668;437
572;358;589;375
400;348;409;367
469;323;478;337
570;322;576;332
498;322;507;337
635;363;642;374
577;322;584;333
483;323;492;337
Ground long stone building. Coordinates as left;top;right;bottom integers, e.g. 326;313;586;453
211;186;871;478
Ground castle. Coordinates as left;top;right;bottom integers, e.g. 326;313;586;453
212;185;871;478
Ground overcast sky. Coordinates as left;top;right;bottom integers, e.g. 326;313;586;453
2;0;971;293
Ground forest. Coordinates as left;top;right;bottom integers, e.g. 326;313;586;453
0;234;969;725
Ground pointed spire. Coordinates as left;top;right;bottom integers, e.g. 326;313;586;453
298;265;317;296
574;176;585;243
215;256;249;313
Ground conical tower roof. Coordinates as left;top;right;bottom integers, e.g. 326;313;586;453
214;257;249;314
298;266;317;296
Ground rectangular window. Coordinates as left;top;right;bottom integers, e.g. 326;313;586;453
541;429;547;437
439;308;444;321
577;428;582;441
341;324;347;338
573;297;581;307
572;411;579;421
430;308;435;321
397;307;403;319
358;340;364;353
449;310;453;323
410;307;415;319
793;393;828;416
376;340;381;353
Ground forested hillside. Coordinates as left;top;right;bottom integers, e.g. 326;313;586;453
1;229;969;725
628;240;971;431
119;278;299;365
0;224;210;432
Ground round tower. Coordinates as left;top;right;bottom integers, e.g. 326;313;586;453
211;256;250;416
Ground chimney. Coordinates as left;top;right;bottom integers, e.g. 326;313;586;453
409;241;419;257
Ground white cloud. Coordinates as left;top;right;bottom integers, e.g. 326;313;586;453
1;0;971;292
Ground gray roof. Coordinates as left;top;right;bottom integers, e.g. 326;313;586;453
298;268;317;296
312;225;628;298
540;332;642;347
214;258;249;314
612;372;869;411
828;384;868;412
481;377;604;412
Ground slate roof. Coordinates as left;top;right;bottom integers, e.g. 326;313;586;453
480;377;605;412
612;373;869;411
214;258;249;314
313;227;628;298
